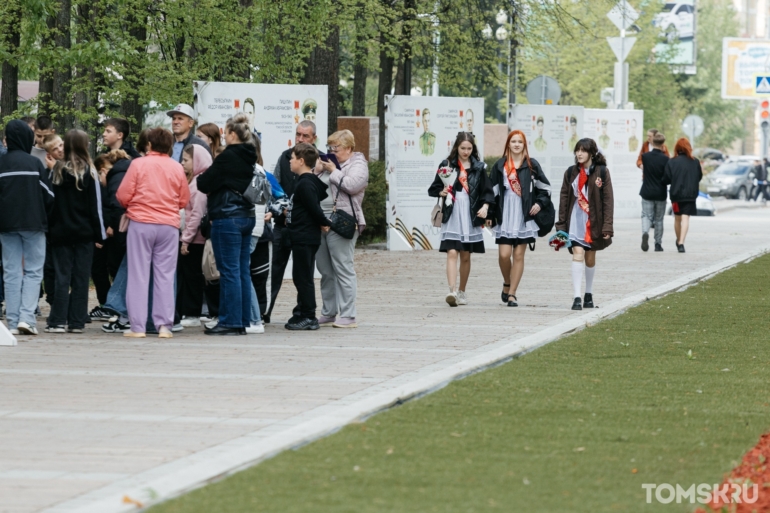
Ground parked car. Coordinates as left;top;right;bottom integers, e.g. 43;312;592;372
701;161;755;200
653;1;695;41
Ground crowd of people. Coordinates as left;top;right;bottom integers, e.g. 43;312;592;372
0;106;369;337
429;128;702;311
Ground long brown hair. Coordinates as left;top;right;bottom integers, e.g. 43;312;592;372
447;132;480;165
673;137;694;159
52;129;95;190
503;130;532;170
198;123;223;156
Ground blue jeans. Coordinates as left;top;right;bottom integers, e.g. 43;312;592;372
249;235;261;325
0;231;46;329
211;217;256;328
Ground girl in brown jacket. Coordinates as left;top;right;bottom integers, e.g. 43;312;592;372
555;138;614;311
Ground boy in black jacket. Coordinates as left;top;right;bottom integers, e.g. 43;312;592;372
285;143;330;330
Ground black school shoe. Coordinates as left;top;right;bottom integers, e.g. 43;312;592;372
583;293;594;309
571;297;582;310
641;233;649;252
204;325;245;336
677;244;685;253
507;295;518;307
285;317;320;330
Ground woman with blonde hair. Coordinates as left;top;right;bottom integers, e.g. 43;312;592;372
487;130;551;307
315;129;368;328
46;129;107;333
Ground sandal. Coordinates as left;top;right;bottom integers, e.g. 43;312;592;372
501;283;510;303
507;294;518;307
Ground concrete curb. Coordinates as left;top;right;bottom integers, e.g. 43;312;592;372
42;243;770;513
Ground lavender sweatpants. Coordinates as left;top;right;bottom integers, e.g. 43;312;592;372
126;221;178;333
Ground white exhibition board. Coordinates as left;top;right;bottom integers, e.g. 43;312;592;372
508;105;643;219
193;81;328;174
385;95;486;251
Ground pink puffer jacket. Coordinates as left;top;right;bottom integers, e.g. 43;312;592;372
329;152;369;233
181;144;212;245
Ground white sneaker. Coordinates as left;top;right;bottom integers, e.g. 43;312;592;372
445;291;458;307
171;323;184;333
245;323;265;334
10;329;19;335
205;318;218;330
17;322;38;335
180;316;201;327
457;291;468;305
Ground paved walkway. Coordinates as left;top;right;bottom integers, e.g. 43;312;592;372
2;208;770;512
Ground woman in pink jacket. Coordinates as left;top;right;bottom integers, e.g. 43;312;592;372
116;128;190;338
177;144;212;326
315;130;368;328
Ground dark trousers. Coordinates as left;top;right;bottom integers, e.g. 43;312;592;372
205;281;220;318
754;183;770;201
291;243;319;320
43;240;56;305
250;241;270;315
91;244;111;305
48;242;94;329
266;227;292;318
176;242;205;317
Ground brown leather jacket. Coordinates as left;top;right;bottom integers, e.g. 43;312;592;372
555;165;614;251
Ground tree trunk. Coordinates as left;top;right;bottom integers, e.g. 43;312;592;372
52;0;73;132
401;0;415;95
377;40;394;161
393;51;405;96
38;15;56;115
121;4;147;135
303;23;340;135
352;62;367;116
0;0;21;138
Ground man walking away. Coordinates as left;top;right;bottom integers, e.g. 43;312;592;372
264;120;318;323
0;120;55;335
640;132;669;252
166;104;210;162
753;159;769;203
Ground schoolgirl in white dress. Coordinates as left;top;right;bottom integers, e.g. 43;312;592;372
428;132;494;307
487;130;551;307
555;138;614;311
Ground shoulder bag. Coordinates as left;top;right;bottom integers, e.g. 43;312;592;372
201;239;220;281
328;176;358;239
430;198;443;228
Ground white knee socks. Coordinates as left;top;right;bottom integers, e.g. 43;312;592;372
571;261;583;298
585;265;595;294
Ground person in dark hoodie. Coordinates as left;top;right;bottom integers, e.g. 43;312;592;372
197;114;256;336
45;130;106;333
662;137;702;253
284;142;331;331
0;119;55;335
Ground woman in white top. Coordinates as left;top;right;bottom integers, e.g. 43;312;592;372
428;132;494;307
487;130;551;307
555;138;614;311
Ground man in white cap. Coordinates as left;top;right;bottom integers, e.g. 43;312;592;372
166;103;210;162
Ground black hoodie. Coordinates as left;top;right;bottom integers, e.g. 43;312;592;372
197;143;256;220
0;120;55;233
287;172;330;246
48;169;106;246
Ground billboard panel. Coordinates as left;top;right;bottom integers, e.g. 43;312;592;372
653;0;696;67
385;95;485;251
721;38;770;100
193;81;328;173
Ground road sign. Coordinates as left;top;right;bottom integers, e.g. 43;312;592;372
525;75;561;105
607;37;636;62
607;0;639;32
682;114;704;141
756;75;770;95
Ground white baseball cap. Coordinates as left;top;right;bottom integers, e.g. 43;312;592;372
167;103;195;120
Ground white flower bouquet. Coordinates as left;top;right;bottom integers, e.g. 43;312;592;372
436;166;457;207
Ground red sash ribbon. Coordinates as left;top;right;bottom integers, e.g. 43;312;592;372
458;161;470;194
504;158;522;196
577;166;592;244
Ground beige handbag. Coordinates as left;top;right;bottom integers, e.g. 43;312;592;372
119;214;130;233
201;239;220;281
430;198;443;228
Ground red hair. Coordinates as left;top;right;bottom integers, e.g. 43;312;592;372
673;137;693;159
503;130;532;170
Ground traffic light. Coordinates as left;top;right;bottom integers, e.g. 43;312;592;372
761;100;770;131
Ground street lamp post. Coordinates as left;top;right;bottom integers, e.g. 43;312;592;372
484;10;510;122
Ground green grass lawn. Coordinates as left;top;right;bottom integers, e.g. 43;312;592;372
150;254;770;513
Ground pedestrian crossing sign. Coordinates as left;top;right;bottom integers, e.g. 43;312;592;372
755;75;770;95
